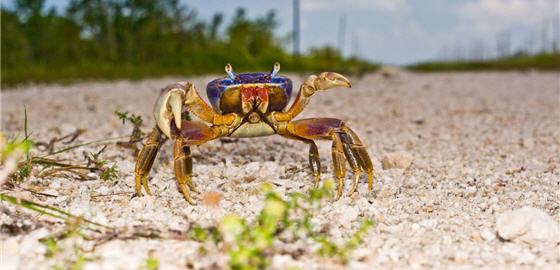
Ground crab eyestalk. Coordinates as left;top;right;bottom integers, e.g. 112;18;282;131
225;63;236;80
270;62;280;78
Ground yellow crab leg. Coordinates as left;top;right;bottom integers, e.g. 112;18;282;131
135;128;166;196
280;118;375;198
281;134;322;187
173;137;196;204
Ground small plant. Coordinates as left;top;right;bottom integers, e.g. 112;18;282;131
193;182;375;269
99;163;118;181
114;110;144;141
42;237;59;258
85;146;119;181
1;107;33;184
144;256;159;270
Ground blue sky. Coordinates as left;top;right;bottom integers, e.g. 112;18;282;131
6;0;560;65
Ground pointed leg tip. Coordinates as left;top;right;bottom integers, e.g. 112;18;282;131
179;184;195;205
187;182;199;193
348;185;358;196
313;175;321;186
367;172;375;191
184;194;196;205
348;173;359;196
335;192;343;200
185;197;196;205
143;184;153;195
336;185;343;200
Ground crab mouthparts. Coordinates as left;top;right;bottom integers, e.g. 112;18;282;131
241;86;269;114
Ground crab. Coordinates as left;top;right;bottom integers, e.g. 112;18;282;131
134;63;375;204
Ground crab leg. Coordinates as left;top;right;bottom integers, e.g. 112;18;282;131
273;72;351;122
331;133;347;198
339;131;362;194
342;126;375;191
281;134;322;186
309;141;321;186
173;137;197;204
135;128;166;197
283;118;375;198
174;120;222;204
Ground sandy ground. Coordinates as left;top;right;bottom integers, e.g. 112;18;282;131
1;71;559;269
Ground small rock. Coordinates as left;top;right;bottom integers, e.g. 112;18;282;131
496;206;560;245
340;206;359;228
381;151;413;170
244;162;260;175
3;237;20;269
470;230;482;241
408;249;427;268
454;251;469;264
480;228;496;241
97;186;110;195
19;228;49;256
117;160;135;174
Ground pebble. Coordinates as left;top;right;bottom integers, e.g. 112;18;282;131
454;251;469;264
3;237;20;270
480;228;496;241
381;151;413;170
19;228;49;256
244;161;260;175
496;206;560;245
408;249;427;268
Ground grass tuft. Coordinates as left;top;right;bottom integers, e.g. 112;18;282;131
193;183;375;269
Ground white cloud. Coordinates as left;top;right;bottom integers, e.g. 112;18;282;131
456;0;557;36
302;0;408;12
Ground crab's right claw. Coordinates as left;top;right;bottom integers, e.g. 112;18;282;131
154;87;185;139
313;72;351;90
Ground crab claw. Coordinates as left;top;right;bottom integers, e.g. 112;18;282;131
312;72;351;90
154;87;185;139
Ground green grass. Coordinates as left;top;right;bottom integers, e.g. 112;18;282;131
408;53;560;72
192;182;375;269
1;57;378;88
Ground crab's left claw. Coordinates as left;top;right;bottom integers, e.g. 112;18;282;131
154;85;186;139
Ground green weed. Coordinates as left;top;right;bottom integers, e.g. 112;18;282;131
194;182;375;269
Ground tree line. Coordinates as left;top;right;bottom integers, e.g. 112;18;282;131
1;0;377;86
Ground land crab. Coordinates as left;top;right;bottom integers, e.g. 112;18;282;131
135;63;375;204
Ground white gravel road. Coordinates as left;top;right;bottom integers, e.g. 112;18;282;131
1;71;559;269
